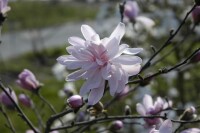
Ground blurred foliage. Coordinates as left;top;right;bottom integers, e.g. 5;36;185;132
2;1;98;32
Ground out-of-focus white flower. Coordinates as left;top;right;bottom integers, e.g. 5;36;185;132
180;128;200;133
52;63;68;81
123;1;155;32
57;22;143;105
149;119;173;133
135;16;155;31
136;94;165;126
58;82;76;98
0;0;10;16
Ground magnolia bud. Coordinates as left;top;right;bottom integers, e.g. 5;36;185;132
16;69;40;92
109;120;123;132
0;88;18;109
18;94;33;108
190;51;200;63
124;1;139;22
124;105;132;115
88;102;105;116
192;6;200;24
67;95;83;109
180;106;196;121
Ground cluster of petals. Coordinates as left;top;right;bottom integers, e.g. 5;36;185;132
0;0;10;16
57;22;143;105
16;69;40;92
136;94;165;126
149;119;172;133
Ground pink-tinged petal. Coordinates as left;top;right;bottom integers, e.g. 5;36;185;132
116;70;128;94
91;34;101;43
105;38;119;59
143;94;153;110
108;76;118;96
57;55;85;69
123;48;143;55
66;70;86;81
81;25;96;40
159;120;173;133
114;44;129;58
68;37;85;47
136;103;146;115
113;55;142;65
121;64;141;76
109;22;125;41
88;80;105;105
101;64;111;80
154;97;164;113
81;62;98;71
80;71;102;96
181;128;200;133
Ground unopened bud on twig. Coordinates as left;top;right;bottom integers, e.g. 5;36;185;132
124;105;132;115
180;106;196;121
67;95;83;109
109;120;123;132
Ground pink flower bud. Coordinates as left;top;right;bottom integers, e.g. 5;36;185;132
0;88;18;109
18;94;33;108
67;95;83;109
192;6;200;24
124;1;139;21
190;51;200;63
16;69;40;92
109;120;123;132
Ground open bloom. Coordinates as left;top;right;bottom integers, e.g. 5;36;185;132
57;22;143;105
149;119;172;133
16;69;40;92
0;0;10;16
136;94;165;126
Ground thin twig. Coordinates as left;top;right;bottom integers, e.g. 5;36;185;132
140;4;197;72
0;81;38;133
45;109;74;133
0;105;16;133
50;114;200;132
128;48;200;84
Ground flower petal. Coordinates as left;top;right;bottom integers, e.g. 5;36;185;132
81;24;96;40
114;44;129;58
113;55;142;65
109;22;125;42
159;120;173;133
136;103;146;115
121;64;141;76
143;94;153;110
123;48;143;55
88;80;105;105
80;70;102;96
66;70;85;81
105;38;119;59
68;37;85;47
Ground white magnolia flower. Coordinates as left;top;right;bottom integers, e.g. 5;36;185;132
57;22;143;105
